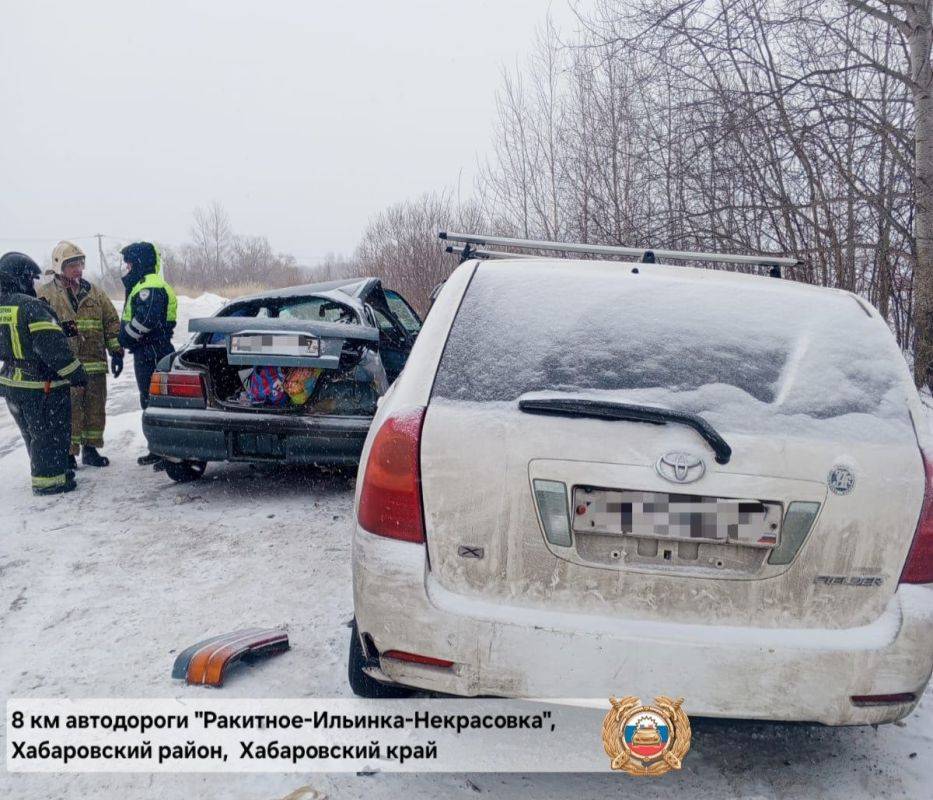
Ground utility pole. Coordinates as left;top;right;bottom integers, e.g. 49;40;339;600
96;234;112;289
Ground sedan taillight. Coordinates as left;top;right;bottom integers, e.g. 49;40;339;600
900;450;933;584
149;371;206;399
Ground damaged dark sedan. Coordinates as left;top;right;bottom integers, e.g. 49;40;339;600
142;277;422;482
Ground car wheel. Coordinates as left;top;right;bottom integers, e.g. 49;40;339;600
348;620;414;698
165;460;207;483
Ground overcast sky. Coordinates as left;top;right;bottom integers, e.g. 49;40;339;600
1;0;578;274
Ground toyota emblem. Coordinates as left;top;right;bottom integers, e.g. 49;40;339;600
656;452;706;484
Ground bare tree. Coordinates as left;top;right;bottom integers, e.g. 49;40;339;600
474;1;920;358
307;253;359;282
839;1;933;382
159;204;305;291
190;201;234;287
355;190;486;314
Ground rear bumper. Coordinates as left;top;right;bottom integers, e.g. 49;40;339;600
352;528;933;725
142;405;371;465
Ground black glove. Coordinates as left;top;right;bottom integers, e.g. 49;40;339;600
61;320;79;338
110;351;124;378
70;365;89;388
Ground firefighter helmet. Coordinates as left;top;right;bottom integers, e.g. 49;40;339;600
51;240;86;272
0;252;42;296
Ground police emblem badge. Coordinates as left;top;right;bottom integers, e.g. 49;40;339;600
601;695;691;776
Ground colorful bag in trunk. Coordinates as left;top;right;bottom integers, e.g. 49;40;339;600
246;366;288;407
284;367;322;405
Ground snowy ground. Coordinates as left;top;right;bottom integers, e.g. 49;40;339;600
1;295;931;799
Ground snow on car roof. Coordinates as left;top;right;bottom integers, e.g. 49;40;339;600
483;256;854;298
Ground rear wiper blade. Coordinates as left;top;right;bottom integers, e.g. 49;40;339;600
517;396;732;465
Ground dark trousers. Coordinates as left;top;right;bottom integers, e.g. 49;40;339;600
4;386;71;490
132;341;173;410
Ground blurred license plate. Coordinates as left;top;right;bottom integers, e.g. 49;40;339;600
230;333;320;357
572;487;781;547
233;433;283;459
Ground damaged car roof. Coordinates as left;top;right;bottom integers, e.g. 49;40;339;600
230;277;380;306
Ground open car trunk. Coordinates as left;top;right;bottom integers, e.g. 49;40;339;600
180;317;387;416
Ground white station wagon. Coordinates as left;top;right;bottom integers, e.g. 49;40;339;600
349;239;933;725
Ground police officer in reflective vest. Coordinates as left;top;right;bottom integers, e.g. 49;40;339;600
118;242;177;466
38;241;124;469
0;252;89;495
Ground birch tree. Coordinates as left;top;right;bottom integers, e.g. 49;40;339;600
843;1;933;382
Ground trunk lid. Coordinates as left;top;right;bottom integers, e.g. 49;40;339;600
187;316;378;370
419;261;924;630
182;317;385;415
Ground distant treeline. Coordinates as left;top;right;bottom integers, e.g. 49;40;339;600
337;1;933;384
98;201;304;296
98;1;932;376
304;0;931;369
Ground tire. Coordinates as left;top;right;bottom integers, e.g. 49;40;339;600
348;620;414;698
164;460;207;483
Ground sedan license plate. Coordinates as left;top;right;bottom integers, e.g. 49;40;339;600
233;433;284;459
572;487;781;547
229;333;320;357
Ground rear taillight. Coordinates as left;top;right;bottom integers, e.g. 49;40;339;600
900;450;933;584
357;407;426;543
149;370;205;399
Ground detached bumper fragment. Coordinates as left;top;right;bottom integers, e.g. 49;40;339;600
172;627;290;687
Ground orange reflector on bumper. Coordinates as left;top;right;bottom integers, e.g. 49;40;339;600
382;650;453;668
850;692;917;706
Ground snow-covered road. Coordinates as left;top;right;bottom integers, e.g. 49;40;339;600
1;296;931;799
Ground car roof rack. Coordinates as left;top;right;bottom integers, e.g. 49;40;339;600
443;245;538;261
439;231;800;278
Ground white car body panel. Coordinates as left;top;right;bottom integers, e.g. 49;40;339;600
353;258;933;724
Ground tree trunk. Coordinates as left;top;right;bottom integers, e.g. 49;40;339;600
908;2;933;387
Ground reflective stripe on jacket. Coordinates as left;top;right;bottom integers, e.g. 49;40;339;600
38;277;121;371
120;261;178;352
0;293;83;390
122;272;178;323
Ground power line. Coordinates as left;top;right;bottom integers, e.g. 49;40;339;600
0;233;129;243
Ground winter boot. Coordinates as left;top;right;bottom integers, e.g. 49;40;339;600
82;446;110;467
33;477;78;496
137;452;162;466
152;458;167;472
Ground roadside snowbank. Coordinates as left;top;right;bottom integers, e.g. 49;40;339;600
171;293;228;347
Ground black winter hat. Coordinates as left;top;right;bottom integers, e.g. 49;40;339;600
120;242;158;271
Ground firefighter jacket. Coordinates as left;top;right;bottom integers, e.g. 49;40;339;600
0;291;86;390
38;276;122;375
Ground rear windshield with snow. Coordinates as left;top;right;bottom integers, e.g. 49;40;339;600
431;262;915;442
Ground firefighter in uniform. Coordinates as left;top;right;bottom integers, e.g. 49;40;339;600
118;242;177;466
0;252;89;495
39;241;124;469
